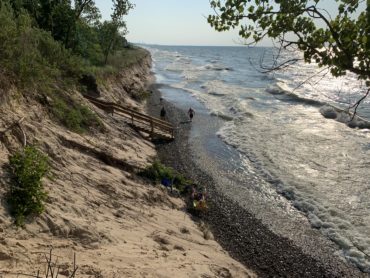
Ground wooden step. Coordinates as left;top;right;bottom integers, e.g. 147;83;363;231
83;95;174;140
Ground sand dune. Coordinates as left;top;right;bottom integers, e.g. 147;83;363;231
0;59;255;277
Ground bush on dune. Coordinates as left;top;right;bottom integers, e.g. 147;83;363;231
0;4;83;90
7;146;49;226
139;161;192;194
49;92;102;133
139;161;208;215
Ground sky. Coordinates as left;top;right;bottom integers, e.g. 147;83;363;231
94;0;365;47
94;0;244;46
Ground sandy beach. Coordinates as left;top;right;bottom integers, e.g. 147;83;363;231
147;83;369;278
0;50;366;277
0;55;257;277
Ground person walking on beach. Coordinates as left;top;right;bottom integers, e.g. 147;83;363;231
160;106;166;120
188;107;194;122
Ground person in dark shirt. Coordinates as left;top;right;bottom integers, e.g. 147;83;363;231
188;107;194;122
160;106;166;120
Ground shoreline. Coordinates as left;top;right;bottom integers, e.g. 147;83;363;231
146;83;367;277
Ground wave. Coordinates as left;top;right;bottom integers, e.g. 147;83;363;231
210;111;234;121
165;67;184;73
266;85;324;107
169;83;201;97
209;92;227;96
319;105;370;129
204;89;227;96
267;85;370;129
203;64;234;71
206;59;219;64
149;44;370;273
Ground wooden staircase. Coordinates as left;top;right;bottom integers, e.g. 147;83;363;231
83;95;175;140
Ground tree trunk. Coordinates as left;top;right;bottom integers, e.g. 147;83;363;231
104;38;115;65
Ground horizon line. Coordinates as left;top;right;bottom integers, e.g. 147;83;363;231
130;42;273;48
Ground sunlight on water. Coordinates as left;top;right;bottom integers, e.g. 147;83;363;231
146;45;370;272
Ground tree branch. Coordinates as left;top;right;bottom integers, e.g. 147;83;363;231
349;87;370;119
75;0;94;20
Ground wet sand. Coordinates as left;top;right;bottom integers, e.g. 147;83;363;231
146;83;368;277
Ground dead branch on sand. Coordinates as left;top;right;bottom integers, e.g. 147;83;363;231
0;249;78;278
0;117;27;147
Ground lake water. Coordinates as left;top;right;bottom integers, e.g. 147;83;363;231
146;44;370;272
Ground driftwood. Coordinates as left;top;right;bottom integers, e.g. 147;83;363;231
0;117;27;147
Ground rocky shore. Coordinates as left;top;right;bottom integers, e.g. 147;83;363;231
147;84;368;278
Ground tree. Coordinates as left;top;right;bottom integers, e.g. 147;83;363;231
75;0;98;21
9;0;40;19
4;0;134;67
208;0;370;108
64;0;101;48
52;1;76;44
100;0;134;64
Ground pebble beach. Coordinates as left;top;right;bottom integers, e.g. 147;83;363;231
147;83;368;278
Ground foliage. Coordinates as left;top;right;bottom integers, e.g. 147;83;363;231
90;47;149;80
106;47;149;70
100;0;134;64
3;0;135;68
137;161;209;216
73;21;105;66
139;161;192;194
49;93;102;133
208;0;370;81
8;146;49;226
0;3;84;90
0;1;143;133
131;90;151;102
140;161;174;182
99;20;122;65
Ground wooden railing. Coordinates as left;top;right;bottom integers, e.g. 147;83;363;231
83;95;174;139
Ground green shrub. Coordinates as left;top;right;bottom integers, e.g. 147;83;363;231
8;146;49;226
132;90;150;102
50;93;102;133
139;161;208;215
139;161;173;182
105;47;149;71
139;161;192;194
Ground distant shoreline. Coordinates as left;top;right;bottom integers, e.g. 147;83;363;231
146;81;367;277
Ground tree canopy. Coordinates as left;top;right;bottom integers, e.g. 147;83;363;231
208;0;370;83
0;0;143;132
6;0;134;65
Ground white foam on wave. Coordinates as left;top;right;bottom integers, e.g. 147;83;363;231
278;155;370;272
170;82;230;118
165;62;192;73
149;45;370;272
180;62;232;82
274;59;370;113
215;99;370;272
320;105;370;129
170;80;253;121
182;69;203;81
298;174;369;270
202;80;249;96
202;64;233;71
